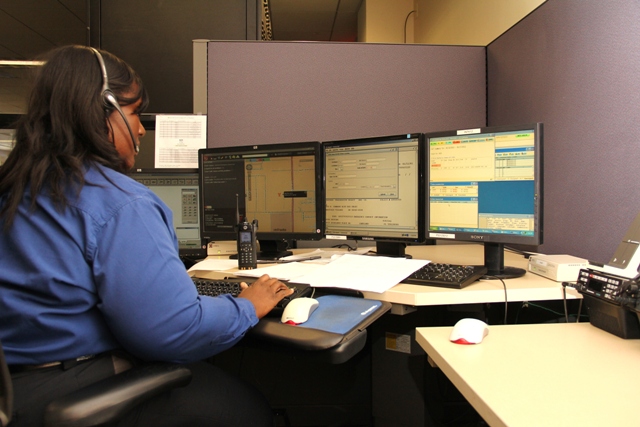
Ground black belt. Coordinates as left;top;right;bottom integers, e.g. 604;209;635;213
8;354;96;374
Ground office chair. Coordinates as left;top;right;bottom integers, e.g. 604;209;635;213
0;340;192;427
0;341;12;427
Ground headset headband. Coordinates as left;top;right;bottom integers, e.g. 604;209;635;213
88;47;139;153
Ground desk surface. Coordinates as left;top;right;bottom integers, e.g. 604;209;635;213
199;244;580;307
416;323;640;427
361;244;580;306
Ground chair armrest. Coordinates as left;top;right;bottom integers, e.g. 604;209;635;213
44;363;192;427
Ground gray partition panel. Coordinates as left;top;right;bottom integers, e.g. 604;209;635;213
487;0;640;263
207;41;485;147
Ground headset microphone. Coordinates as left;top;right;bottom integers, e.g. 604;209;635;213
89;47;139;153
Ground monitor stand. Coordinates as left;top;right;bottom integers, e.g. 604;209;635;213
483;242;526;279
256;239;293;260
369;242;412;259
228;239;293;261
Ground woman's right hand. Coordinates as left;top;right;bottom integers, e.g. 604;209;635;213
238;274;294;318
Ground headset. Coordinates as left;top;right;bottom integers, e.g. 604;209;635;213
89;47;139;153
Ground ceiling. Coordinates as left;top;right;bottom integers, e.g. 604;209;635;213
268;0;362;42
0;0;361;60
0;0;361;114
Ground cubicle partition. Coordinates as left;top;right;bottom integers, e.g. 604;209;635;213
204;40;487;427
205;0;640;265
202;4;640;423
206;40;486;147
487;0;640;263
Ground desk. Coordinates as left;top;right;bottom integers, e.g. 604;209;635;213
362;244;580;306
199;243;583;426
200;243;579;306
416;323;640;427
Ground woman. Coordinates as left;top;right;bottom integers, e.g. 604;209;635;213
0;45;291;426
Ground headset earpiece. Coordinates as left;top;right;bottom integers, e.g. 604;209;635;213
89;47;139;153
102;89;119;112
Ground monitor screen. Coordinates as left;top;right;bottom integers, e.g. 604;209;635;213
425;123;543;278
128;168;207;263
198;141;324;260
323;133;425;258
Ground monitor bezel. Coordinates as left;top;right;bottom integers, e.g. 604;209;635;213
322;133;426;253
126;167;207;264
198;141;325;250
424;122;543;249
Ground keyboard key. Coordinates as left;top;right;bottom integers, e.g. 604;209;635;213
401;263;488;289
191;277;313;312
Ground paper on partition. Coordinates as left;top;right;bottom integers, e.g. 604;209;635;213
154;114;207;168
293;254;429;293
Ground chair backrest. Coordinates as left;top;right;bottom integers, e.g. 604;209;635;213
0;340;13;426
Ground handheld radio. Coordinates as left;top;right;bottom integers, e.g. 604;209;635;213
235;194;258;270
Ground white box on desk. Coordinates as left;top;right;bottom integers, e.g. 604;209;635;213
207;241;237;256
528;254;588;282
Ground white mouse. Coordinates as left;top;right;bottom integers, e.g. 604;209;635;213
449;318;489;344
281;297;319;325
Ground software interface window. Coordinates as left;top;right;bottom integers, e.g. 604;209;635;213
130;170;202;251
200;149;318;234
428;129;536;237
324;137;420;240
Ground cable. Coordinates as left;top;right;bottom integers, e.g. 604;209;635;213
499;277;508;324
527;302;589;320
484;275;508;324
404;10;416;44
576;298;584;323
562;283;569;323
331;243;357;251
504;245;538;259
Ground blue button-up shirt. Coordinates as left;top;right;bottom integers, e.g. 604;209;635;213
0;164;257;365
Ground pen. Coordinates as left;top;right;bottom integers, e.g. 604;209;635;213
278;255;322;263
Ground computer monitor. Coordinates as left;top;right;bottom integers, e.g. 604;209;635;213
198;141;324;260
425;123;543;278
128;168;207;264
323;133;425;258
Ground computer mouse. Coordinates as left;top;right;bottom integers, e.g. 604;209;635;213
449;318;489;345
281;297;319;325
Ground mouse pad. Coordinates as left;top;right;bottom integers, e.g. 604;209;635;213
296;295;384;335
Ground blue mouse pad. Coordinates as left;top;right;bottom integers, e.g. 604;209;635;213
297;295;384;335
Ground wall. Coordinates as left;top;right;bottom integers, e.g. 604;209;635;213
358;0;415;43
414;0;546;45
100;0;259;113
487;0;640;262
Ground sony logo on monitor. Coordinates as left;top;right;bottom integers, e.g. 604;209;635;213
470;235;485;241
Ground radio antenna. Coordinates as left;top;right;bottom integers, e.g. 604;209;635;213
236;194;240;223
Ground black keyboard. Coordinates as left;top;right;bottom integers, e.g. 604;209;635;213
191;277;313;312
401;263;488;289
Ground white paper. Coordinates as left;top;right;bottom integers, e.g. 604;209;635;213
233;262;323;281
187;258;238;273
154;114;207;168
278;247;371;263
293;253;429;293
